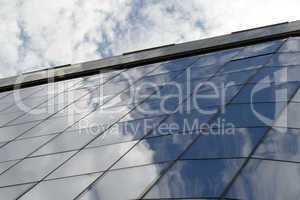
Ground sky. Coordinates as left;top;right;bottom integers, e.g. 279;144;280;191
1;0;300;78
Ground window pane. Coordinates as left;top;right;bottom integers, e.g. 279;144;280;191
232;82;299;103
0;161;16;174
226;159;300;200
267;52;300;67
112;134;196;169
88;116;166;148
217;54;272;74
145;159;244;198
279;37;300;52
0;152;72;187
0;122;38;143
31;129;96;157
20;173;100;200
249;66;300;84
182;127;266;159
48;141;136;179
254;128;300;162
0;134;55;162
235;40;283;60
215;102;286;128
150;108;216;135
0;184;34;200
210;69;258;86
78;163;168;200
274;102;300;128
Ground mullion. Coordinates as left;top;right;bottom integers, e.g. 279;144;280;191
219;40;300;198
1;79;85;127
0;70;133;176
3;71;123;127
13;58;180;199
137;39;287;199
0;75;110;148
72;47;247;200
69;54;218;200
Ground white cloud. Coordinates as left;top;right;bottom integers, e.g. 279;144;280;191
0;0;300;78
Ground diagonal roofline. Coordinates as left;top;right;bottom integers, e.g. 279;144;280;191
1;20;300;92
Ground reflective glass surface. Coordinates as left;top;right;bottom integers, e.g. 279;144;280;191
234;39;284;60
1;37;300;199
0;184;34;200
0;122;38;143
232;82;299;103
249;65;300;84
182;128;266;159
226;159;300;200
274;102;300;128
217;54;272;74
19;173;100;200
0;134;55;162
214;102;286;128
145;159;244;198
279;37;300;52
254;128;300;162
267;52;300;66
88;116;166;147
0;152;73;187
48;141;136;179
78;163;168;200
112;134;196;169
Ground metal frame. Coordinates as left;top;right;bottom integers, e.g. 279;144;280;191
1;20;300;92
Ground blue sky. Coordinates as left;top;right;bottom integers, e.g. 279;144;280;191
1;0;300;78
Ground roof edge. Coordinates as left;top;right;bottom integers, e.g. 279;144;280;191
1;20;300;92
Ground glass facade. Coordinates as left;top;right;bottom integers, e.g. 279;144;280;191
0;36;300;200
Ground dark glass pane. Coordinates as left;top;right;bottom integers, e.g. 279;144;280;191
214;102;286;128
210;69;258;86
176;65;222;82
145;159;244;198
232;82;299;103
196;47;242;66
226;159;300;200
148;56;199;76
234;40;283;60
78;163;168;200
191;84;242;109
249;66;300;84
150;107;216;136
217;54;272;74
182;127;266;159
